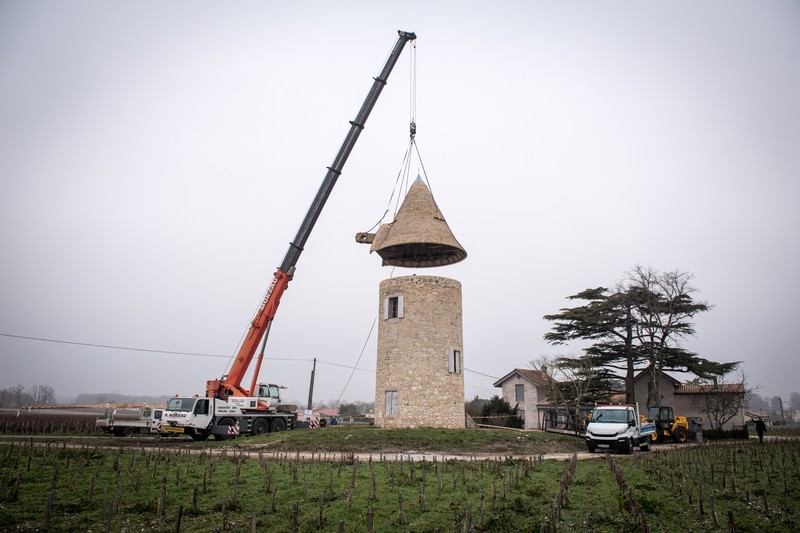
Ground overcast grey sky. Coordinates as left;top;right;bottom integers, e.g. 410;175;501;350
1;1;798;406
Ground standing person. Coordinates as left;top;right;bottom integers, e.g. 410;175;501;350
754;417;767;444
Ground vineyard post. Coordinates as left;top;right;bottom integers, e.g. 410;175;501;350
113;481;123;514
727;509;736;532
175;506;183;533
291;501;299;533
43;488;54;529
221;495;228;530
104;497;113;533
157;475;166;520
710;495;718;526
398;490;406;524
479;492;485;526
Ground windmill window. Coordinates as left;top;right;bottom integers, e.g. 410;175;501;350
385;390;398;416
448;349;461;374
384;294;404;320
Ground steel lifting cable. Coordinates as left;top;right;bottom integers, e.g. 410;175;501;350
334;41;422;407
364;38;441;231
408;37;417;145
331;263;396;410
362;38;419;232
406;41;439;208
403;39;437;210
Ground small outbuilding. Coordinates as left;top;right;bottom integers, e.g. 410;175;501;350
492;368;549;430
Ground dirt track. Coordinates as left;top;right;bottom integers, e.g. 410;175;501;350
0;433;695;463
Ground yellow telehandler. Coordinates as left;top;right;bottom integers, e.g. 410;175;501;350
646;406;689;443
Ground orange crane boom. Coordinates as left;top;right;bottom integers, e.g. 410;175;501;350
206;30;417;401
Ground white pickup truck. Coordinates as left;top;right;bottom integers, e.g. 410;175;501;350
585;404;655;454
96;407;163;437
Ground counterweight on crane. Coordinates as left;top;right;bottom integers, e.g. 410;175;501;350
160;31;416;440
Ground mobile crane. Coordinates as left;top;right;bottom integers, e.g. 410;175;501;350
160;31;417;440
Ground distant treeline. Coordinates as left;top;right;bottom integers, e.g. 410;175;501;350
0;384;55;408
0;384;171;409
74;392;170;406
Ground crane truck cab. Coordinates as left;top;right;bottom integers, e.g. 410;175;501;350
585;404;655;454
224;383;288;412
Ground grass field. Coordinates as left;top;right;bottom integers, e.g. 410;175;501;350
0;427;798;532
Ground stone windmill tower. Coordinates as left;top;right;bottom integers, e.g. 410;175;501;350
357;177;467;428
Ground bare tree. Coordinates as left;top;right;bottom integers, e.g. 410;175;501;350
626;266;739;408
771;396;785;424
789;391;800;415
530;354;610;434
690;370;752;430
0;384;35;408
31;385;56;405
13;384;32;408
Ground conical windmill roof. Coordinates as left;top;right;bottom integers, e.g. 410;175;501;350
368;177;467;267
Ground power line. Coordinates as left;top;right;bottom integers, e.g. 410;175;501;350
1;332;493;380
465;368;499;380
316;359;374;372
0;332;376;372
0;332;228;359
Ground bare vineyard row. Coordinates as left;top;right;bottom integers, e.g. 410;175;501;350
1;437;798;532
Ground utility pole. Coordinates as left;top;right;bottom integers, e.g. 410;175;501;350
307;357;317;410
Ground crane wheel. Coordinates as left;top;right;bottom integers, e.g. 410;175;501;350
189;429;209;441
213;417;236;441
270;418;287;433
252;419;269;436
673;427;689;443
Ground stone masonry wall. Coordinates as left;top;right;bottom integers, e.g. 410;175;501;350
374;275;465;429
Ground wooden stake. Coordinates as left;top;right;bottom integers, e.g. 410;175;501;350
221;496;227;530
175;506;183;533
398;490;406;524
104;498;113;533
43;489;54;530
